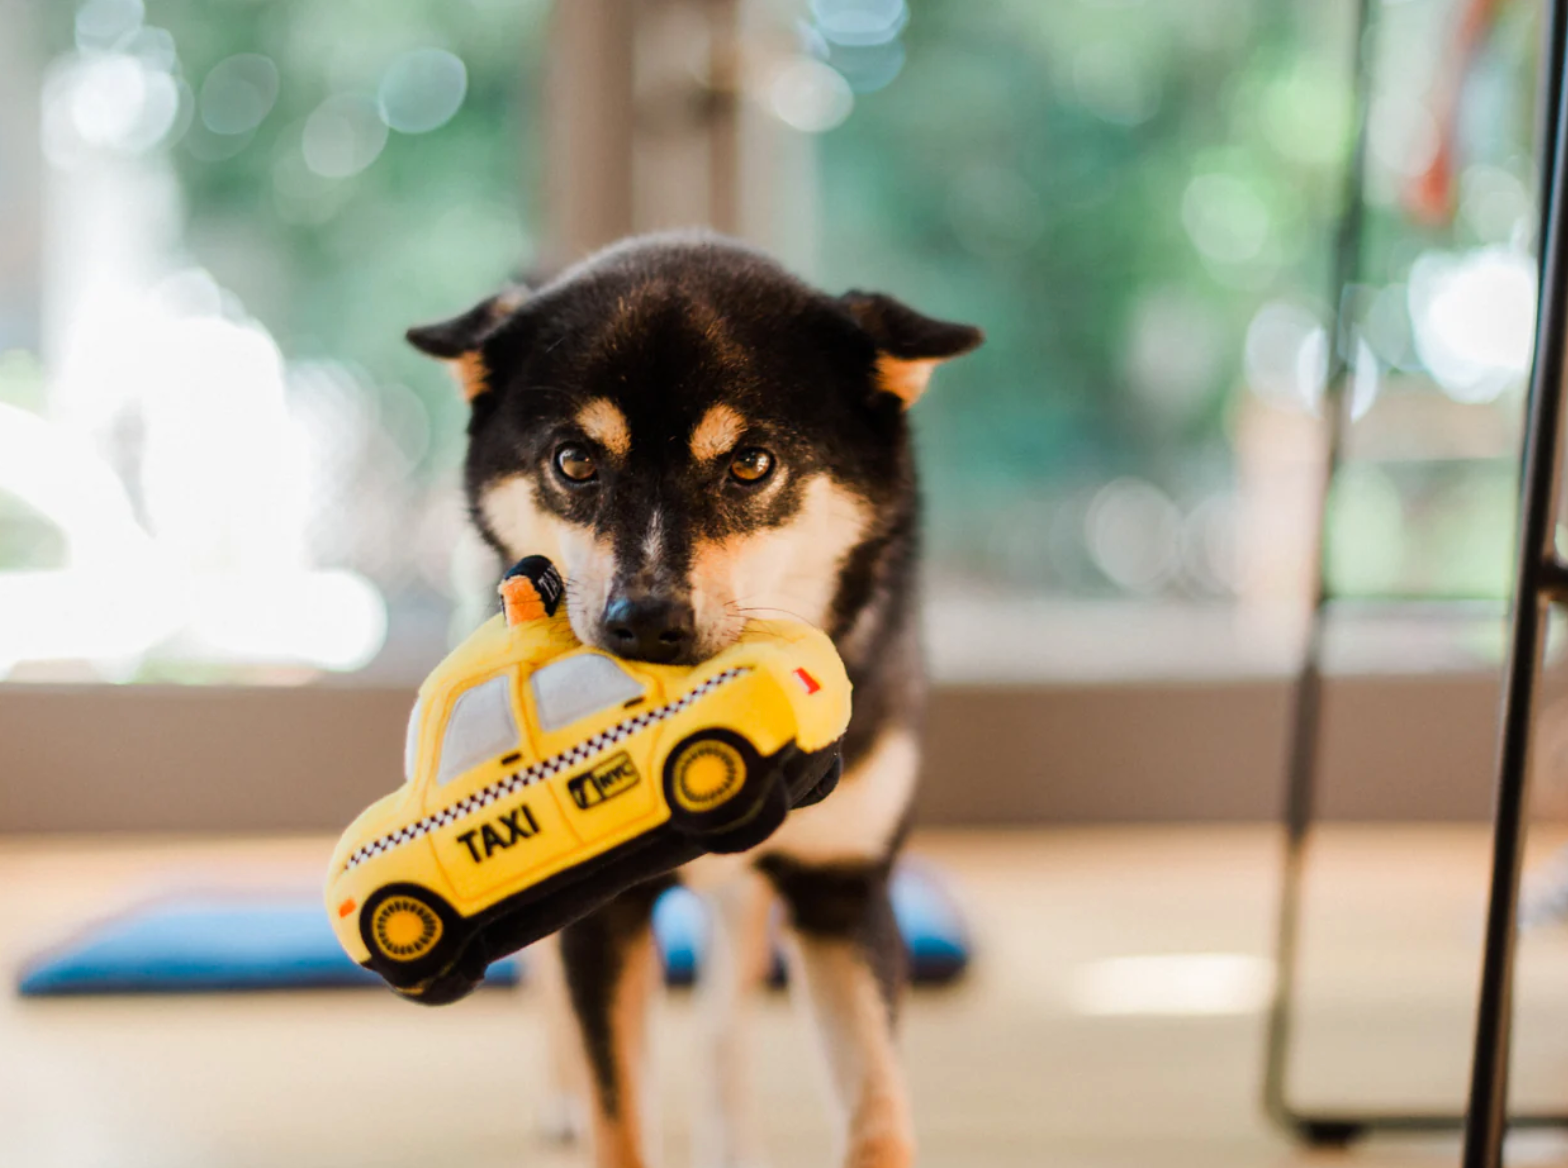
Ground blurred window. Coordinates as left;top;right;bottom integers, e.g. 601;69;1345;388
0;0;1545;686
0;0;548;684
806;0;1540;678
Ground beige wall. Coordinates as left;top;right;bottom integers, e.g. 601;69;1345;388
0;672;1506;833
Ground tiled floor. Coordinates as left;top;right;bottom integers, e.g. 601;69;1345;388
4;827;1568;1167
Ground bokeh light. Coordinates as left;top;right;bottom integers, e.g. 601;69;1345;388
827;41;906;94
302;94;389;179
1408;245;1536;403
199;54;279;137
1362;283;1418;372
1123;290;1223;418
1460;164;1534;244
1244;300;1327;411
809;0;908;47
1326;464;1406;597
1085;478;1183;594
769;58;854;133
378;48;468;135
43;52;181;163
73;0;144;52
1348;338;1381;421
1260;59;1349;167
1072;41;1159;126
1182;172;1271;266
1181;494;1241;596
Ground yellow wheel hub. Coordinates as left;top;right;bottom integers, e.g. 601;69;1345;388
672;740;746;812
371;895;443;961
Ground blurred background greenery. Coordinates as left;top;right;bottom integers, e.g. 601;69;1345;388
0;0;1545;681
819;0;1538;603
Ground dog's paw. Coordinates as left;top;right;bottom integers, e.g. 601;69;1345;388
844;1135;915;1168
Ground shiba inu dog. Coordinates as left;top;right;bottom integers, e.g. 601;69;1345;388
408;232;981;1168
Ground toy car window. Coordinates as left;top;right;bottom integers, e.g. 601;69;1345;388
435;675;519;786
531;654;645;732
403;696;424;782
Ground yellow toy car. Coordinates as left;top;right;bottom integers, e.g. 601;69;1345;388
325;557;850;1004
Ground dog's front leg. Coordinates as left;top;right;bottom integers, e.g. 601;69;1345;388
765;860;914;1168
532;932;592;1143
560;880;668;1168
693;868;775;1168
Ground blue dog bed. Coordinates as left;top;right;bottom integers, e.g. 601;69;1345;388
17;898;523;996
19;864;969;997
655;861;970;986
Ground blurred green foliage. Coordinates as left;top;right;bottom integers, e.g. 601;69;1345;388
820;2;1348;580
818;0;1538;600
44;0;549;482
33;0;1544;604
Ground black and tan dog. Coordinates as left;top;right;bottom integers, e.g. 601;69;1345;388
408;233;981;1168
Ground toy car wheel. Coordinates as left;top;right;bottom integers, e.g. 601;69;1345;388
359;884;461;989
662;729;766;837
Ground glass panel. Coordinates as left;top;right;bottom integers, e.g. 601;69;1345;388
0;0;1540;691
0;1;548;684
807;0;1536;680
436;674;518;786
531;654;645;733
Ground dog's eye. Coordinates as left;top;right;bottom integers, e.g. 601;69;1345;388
728;447;774;485
554;444;598;483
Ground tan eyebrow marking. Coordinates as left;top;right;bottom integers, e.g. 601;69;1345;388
690;404;746;462
576;398;630;458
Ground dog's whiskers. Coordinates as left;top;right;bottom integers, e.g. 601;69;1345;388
726;601;829;637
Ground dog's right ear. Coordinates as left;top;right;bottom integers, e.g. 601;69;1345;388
839;291;984;407
406;285;529;402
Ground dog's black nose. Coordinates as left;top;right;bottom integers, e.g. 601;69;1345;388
602;596;696;664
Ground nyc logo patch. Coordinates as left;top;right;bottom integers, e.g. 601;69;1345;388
568;752;641;811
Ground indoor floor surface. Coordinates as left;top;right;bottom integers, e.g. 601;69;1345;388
5;827;1568;1168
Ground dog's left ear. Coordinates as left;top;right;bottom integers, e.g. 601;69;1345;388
840;291;984;407
406;285;529;402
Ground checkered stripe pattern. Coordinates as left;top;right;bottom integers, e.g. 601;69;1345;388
343;666;753;872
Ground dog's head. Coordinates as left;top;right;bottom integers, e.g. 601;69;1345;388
408;234;981;665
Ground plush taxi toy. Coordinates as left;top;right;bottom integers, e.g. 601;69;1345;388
325;557;850;1004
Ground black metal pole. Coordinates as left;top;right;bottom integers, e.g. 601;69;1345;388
1461;4;1568;1164
1539;1;1567;279
1261;0;1377;1140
